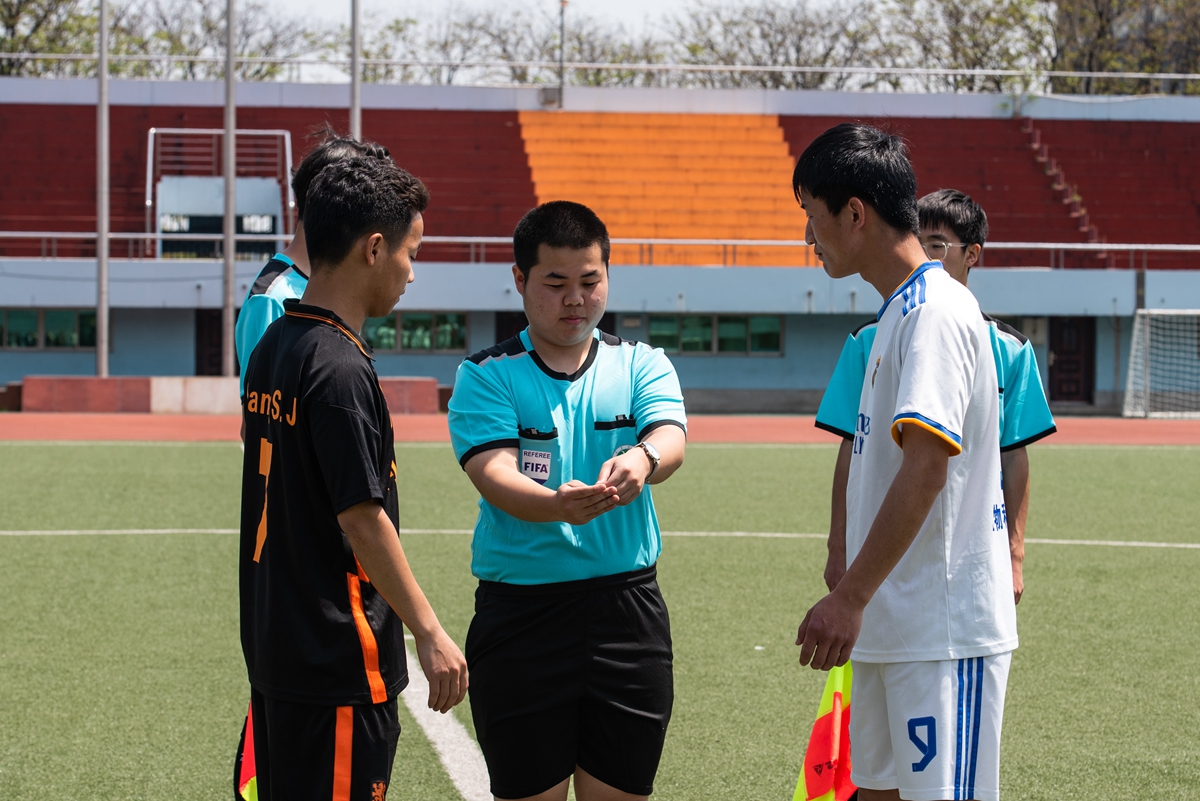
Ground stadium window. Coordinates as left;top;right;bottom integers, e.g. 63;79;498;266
749;316;782;353
395;312;468;353
434;313;468;351
680;315;712;353
648;316;679;353
641;314;782;356
362;314;397;351
45;310;81;347
401;312;433;350
79;311;97;347
4;310;39;348
0;309;97;349
717;316;748;353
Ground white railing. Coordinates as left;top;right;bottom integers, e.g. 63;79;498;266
3;231;1200;267
5;52;1200;87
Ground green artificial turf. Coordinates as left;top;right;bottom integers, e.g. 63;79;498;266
1;442;1198;800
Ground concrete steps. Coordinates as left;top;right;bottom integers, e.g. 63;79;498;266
519;111;807;267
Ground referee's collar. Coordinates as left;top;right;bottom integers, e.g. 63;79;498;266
282;298;373;359
520;326;601;382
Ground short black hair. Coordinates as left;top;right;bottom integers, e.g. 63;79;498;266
918;188;988;247
291;127;392;221
304;157;430;271
793;123;920;236
513;201;611;277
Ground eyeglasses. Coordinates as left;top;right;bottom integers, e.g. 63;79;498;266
922;241;970;260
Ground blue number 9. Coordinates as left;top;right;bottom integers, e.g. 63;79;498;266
907;716;937;772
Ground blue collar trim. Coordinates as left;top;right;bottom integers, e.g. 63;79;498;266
877;261;941;320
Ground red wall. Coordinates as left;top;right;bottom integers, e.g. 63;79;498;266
780;116;1100;268
0;104;537;261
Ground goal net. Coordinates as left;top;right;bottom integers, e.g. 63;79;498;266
1123;309;1200;418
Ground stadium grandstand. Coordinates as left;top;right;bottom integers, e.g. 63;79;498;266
2;77;1199;413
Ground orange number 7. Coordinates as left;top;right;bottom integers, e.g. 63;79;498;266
253;437;273;562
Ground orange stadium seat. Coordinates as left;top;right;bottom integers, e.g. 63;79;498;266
518;111;814;267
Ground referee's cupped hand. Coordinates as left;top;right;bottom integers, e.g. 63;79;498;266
595;451;649;508
554;480;620;525
416;627;469;714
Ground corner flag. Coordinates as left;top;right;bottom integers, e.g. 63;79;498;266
235;703;258;801
794;662;856;801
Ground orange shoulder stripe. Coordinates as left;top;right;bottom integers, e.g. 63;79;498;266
284;310;371;359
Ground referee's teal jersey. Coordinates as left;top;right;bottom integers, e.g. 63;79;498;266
235;253;308;395
448;328;687;585
816;313;1056;451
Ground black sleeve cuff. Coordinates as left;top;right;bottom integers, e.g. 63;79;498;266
638;419;687;442
1000;426;1057;452
459;438;520;469
814;420;854;440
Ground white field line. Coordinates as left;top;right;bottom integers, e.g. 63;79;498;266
3;528;1200;549
0;440;239;447
401;642;491;801
1025;537;1200;549
0;528;237;535
667;530;826;539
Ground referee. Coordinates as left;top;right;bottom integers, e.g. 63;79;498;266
449;201;688;801
240;156;467;801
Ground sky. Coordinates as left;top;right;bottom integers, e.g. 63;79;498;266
268;0;695;33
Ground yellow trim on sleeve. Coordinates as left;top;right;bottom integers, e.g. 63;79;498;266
891;418;963;456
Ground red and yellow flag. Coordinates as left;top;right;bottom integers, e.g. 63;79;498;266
794;662;856;801
236;702;258;801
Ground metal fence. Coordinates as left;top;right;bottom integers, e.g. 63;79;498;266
6;52;1200;91
2;231;1200;269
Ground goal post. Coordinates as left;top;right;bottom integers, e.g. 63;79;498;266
1122;309;1200;418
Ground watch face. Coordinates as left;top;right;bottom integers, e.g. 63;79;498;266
642;441;661;462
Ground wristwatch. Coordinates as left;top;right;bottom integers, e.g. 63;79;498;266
635;441;661;477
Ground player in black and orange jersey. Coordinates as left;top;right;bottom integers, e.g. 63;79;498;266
232;131;398;800
239;156;467;801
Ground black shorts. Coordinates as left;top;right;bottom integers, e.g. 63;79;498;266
466;565;673;799
242;688;401;801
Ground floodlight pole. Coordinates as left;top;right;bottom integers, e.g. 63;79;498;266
222;0;237;377
558;1;567;110
350;0;362;139
96;0;110;377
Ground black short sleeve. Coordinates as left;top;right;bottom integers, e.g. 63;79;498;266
309;401;387;514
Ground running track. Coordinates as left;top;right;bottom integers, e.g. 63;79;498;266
2;413;1199;445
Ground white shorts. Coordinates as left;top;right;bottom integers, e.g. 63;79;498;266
850;653;1011;801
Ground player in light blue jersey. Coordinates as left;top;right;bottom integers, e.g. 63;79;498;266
449;201;687;801
234;130;393;395
816;189;1055;606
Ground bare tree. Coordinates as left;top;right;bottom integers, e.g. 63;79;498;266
664;0;888;91
315;13;420;84
563;12;666;87
468;4;558;85
885;0;1054;93
118;0;309;81
419;7;490;85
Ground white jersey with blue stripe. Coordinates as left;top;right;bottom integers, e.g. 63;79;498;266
846;262;1017;662
448;327;687;585
815;316;1055;451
